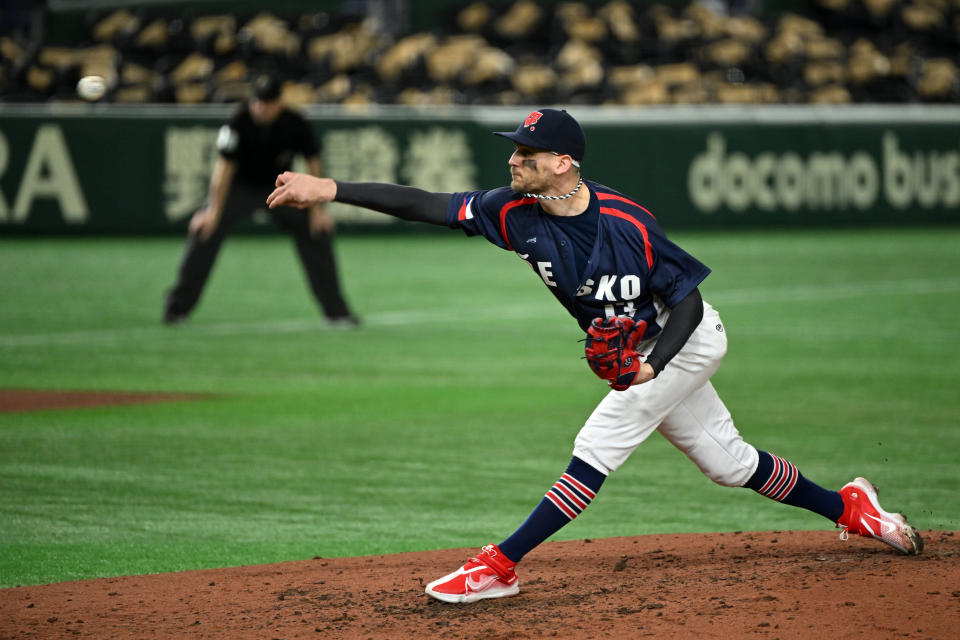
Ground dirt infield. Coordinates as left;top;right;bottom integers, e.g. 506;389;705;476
0;389;208;413
1;530;957;639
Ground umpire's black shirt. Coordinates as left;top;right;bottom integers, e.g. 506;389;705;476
217;104;319;187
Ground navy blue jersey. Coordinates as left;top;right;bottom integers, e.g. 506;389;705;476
445;181;710;337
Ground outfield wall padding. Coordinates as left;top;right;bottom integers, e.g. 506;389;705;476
1;104;958;234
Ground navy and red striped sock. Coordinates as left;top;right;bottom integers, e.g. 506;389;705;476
498;456;605;563
744;450;844;522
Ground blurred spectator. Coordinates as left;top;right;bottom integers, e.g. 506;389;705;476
1;0;957;106
1;0;42;37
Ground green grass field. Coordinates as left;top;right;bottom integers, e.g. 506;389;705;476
1;228;958;588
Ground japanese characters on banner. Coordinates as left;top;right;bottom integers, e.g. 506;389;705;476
162;125;477;224
0;106;957;233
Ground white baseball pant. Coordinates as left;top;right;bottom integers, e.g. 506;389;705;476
573;302;759;486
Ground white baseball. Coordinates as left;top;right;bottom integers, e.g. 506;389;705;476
77;75;107;101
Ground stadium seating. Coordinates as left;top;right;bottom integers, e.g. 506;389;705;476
0;0;956;105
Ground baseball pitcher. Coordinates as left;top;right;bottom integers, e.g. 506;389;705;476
266;108;922;604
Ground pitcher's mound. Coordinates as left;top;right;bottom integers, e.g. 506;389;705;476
2;530;956;639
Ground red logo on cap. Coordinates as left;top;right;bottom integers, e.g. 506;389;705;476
524;111;543;128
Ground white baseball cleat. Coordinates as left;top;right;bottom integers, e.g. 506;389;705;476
837;477;923;555
425;544;520;603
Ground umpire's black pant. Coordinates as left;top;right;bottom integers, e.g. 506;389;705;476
164;183;353;320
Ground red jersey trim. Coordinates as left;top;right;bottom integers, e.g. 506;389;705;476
600;207;654;269
457;197;469;221
597;192;656;220
499;197;537;251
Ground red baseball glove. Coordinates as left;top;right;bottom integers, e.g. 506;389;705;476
583;317;648;391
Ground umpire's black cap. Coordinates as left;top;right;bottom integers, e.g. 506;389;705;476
494;108;586;163
252;73;282;101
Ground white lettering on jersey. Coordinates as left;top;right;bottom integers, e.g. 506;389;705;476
537;261;557;287
587;274;643;301
576;278;594;296
594;275;618;301
620;275;642;300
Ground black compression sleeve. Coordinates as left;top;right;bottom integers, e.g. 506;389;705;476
644;288;704;377
333;182;450;226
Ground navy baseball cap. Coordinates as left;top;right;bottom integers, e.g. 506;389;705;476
494;108;586;164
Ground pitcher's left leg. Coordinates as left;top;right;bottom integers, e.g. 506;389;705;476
657;380;758;486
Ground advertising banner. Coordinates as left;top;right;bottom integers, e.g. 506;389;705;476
1;104;957;233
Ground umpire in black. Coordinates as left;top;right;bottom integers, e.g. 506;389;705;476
163;74;359;327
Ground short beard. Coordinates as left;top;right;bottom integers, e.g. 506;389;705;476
511;160;545;194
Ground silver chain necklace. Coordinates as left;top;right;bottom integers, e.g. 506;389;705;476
524;176;583;201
